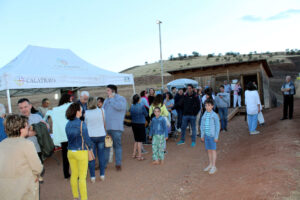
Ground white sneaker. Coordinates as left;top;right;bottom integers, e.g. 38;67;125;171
91;177;96;183
209;167;217;174
203;165;212;172
251;130;260;135
177;128;181;133
100;176;105;181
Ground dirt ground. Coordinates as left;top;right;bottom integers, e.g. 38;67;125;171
40;100;300;200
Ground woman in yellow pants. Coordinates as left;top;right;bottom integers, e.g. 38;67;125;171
66;103;93;200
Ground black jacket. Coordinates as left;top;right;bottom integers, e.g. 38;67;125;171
173;93;184;111
182;92;200;116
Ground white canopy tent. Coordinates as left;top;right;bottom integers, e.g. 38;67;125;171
0;45;135;113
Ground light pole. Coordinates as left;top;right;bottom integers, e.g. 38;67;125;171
157;20;164;90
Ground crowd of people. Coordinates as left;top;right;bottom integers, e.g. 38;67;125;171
0;75;296;200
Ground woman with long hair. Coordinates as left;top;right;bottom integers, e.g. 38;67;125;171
149;94;169;118
66;103;93;200
130;94;148;160
140;90;149;110
245;82;261;135
148;88;156;106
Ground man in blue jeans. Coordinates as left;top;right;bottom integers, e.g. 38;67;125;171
177;84;200;147
173;88;184;132
103;85;127;171
215;85;230;132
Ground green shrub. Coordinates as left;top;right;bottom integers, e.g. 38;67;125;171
192;51;199;57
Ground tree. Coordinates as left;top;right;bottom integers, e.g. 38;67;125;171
168;55;174;61
178;53;183;60
192;51;200;57
207;54;214;59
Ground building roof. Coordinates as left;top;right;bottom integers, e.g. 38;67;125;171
167;59;273;77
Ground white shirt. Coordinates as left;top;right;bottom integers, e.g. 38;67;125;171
245;90;261;115
85;108;106;137
44;103;71;146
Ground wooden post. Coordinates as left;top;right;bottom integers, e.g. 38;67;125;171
257;71;262;102
240;75;244;106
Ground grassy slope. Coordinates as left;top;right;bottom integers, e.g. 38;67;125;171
121;52;297;77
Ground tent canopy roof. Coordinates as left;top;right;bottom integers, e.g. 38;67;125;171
166;78;198;90
0;45;133;93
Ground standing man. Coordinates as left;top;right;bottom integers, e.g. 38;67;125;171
177;84;200;147
38;98;50;118
18;98;46;182
18;98;42;155
173;88;184;132
224;80;232;94
77;91;89;121
163;88;169;100
103;85;127;171
281;76;296;120
216;85;230;132
171;87;177;97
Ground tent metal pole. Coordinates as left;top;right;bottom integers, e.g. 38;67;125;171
132;82;136;94
6;89;12;113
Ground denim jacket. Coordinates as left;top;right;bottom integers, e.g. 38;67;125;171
103;94;127;131
200;111;220;140
130;103;148;124
66;118;93;150
0;118;7;142
149;116;168;138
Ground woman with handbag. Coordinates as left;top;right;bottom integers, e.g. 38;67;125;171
85;97;107;183
66;103;94;200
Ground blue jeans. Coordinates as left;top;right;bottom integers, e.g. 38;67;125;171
181;115;196;142
218;107;228;130
89;136;106;177
176;109;183;129
105;130;122;166
247;114;258;132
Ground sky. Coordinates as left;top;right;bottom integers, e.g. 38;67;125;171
0;0;300;72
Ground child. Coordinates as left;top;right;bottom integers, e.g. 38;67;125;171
201;99;220;174
149;107;168;165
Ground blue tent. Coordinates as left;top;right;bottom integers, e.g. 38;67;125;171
166;78;198;90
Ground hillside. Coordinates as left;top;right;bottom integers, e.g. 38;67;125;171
121;51;300;78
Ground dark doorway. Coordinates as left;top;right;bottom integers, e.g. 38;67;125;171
243;74;257;90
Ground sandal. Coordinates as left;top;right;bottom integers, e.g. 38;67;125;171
132;155;137;159
137;157;145;161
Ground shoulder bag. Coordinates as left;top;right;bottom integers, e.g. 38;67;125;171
80;122;95;161
101;109;113;148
